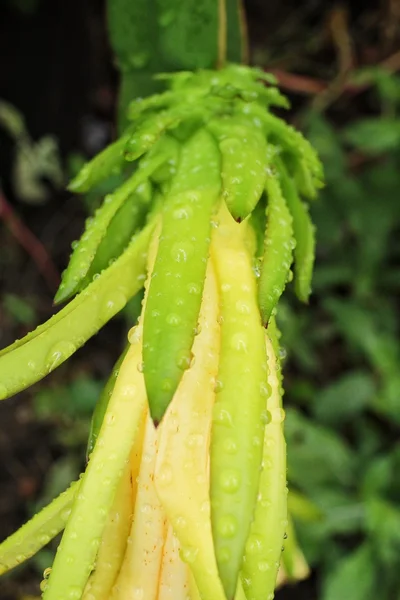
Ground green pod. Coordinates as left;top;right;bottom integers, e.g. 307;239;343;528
276;158;315;303
208;66;288;110
83;179;152;285
124;109;182;161
258;174;294;326
210;205;268;600
248;194;267;260
208;117;268;222
68;134;130;193
234;102;323;195
240;333;287;600
0;480;79;575
149;135;180;184
0;222;154;401
86;346;129;460
56;152;166;304
143;128;221;424
127;90;183;121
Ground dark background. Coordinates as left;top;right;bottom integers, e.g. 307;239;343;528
1;1;400;599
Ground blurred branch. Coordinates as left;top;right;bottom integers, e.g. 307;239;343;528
270;49;400;100
0;189;60;292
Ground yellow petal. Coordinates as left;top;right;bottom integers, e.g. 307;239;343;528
158;525;190;600
112;417;166;600
154;262;225;600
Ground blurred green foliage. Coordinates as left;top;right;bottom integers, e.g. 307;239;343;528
278;70;400;600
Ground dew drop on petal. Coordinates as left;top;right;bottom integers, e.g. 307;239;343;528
219;469;241;493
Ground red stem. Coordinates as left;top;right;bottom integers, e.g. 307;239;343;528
0;190;60;293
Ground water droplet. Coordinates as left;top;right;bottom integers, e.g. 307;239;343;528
269;407;285;424
252;434;262;447
105;413;115;426
235;300;251;315
214;407;233;426
128;326;140;344
242;576;252;590
188;282;201;295
180;545;199;564
157;463;173;485
219;469;241;493
260;382;271;398
223;437;237;454
140;503;152;515
43;567;52;579
166;313;181;326
68;585;82;599
39;534;51;546
102;290;127;318
46;341;76;371
122;384;137;397
278;346;287;360
137;362;144;373
131;587;144;600
173;206;193;220
218;514;237;538
61;508;72;520
260;498;272;509
281;518;289;528
214;379;224;393
261;410;270;424
171;241;193;263
186;433;204;448
258;560;271;572
161;378;172;392
177;354;191;370
230;332;248;353
175;515;187;528
246;534;263;555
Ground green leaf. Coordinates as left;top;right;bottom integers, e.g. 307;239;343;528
285;408;355;491
313;371;376;426
365;498;400;566
33;376;102;421
343;118;400;155
3;294;37;325
322;544;376;600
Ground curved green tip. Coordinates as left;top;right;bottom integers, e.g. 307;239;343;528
67;167;90;193
53;282;75;305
